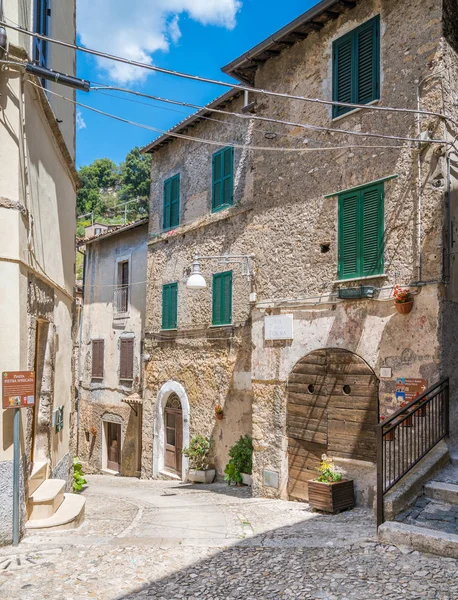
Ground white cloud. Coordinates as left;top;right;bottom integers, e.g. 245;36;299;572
76;110;86;130
77;0;242;85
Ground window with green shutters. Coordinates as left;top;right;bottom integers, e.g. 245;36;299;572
212;147;234;211
212;271;232;326
163;174;180;230
332;15;380;119
338;182;384;280
162;283;178;330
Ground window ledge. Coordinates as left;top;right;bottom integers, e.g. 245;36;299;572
161;328;178;332
331;99;380;123
334;273;388;284
210;323;233;328
113;312;130;319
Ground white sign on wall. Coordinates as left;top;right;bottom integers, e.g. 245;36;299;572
264;314;294;340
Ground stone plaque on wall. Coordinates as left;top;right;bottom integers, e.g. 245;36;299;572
263;469;279;489
264;315;294;340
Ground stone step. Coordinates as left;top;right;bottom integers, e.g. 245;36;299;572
425;481;458;505
26;493;86;531
379;521;458;559
28;462;48;496
28;478;66;520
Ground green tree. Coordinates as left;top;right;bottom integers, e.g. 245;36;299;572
119;147;152;215
77;158;120;215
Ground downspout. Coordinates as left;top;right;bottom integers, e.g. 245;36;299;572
76;247;86;456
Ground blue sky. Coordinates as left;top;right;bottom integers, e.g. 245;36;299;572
76;0;317;168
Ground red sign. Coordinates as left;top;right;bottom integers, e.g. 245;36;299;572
395;378;428;402
2;372;35;409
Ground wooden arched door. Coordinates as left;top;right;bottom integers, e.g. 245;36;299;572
164;394;183;474
287;348;378;502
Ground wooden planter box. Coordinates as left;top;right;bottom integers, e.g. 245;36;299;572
308;480;355;513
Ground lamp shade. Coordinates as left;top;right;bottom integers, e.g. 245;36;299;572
186;259;207;289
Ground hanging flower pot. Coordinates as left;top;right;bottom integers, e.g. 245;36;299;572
393;285;415;314
215;404;224;421
380;415;395;441
400;402;413;427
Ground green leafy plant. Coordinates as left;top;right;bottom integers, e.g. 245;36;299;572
73;457;87;492
182;435;212;470
315;458;342;483
224;435;253;485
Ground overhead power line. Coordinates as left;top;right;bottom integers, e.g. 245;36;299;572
2;19;457;128
27;80;410;154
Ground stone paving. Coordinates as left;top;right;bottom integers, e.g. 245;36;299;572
395;495;458;535
1;475;458;599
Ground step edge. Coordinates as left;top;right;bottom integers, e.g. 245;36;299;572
29;479;67;503
25;494;85;529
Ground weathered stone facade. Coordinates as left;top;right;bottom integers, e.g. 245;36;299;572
143;0;458;506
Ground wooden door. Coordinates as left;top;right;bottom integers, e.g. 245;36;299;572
107;423;121;471
287;349;378;502
164;394;183;474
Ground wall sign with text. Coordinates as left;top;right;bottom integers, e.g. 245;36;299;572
2;372;35;409
264;314;294;340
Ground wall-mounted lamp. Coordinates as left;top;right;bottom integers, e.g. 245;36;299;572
186;254;255;290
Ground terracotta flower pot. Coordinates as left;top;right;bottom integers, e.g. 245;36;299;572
216;412;224;421
395;301;414;314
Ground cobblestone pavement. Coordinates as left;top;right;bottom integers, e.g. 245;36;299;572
395;495;458;535
1;475;458;599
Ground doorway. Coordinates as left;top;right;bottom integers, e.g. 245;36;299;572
106;422;121;472
286;348;378;502
164;394;183;474
31;320;52;465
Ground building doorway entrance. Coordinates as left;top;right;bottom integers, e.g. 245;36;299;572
164;394;183;474
286;348;378;502
106;422;121;472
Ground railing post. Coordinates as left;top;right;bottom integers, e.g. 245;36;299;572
376;424;384;528
445;379;450;437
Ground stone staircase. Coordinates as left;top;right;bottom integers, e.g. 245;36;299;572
379;453;458;558
25;462;85;532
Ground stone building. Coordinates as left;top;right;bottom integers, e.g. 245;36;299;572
78;220;148;477
142;0;458;506
0;0;82;543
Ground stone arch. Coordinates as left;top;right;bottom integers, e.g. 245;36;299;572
153;381;190;481
286;348;378;502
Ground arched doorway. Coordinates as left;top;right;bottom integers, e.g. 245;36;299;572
164;394;183;475
153;381;190;480
287;348;378;502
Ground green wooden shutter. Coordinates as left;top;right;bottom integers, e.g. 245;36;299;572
361;184;384;276
333;34;353;118
222;147;233;206
212;151;223;209
170;175;180;227
338;192;360;279
212;274;223;325
221;271;232;324
163;179;171;230
356;16;380;105
162;283;178;329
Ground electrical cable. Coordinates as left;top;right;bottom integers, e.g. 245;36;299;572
26;80;411;154
2;19;458;129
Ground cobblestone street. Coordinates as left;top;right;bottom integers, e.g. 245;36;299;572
1;476;458;599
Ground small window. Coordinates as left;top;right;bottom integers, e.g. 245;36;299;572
95;228;101;235
212;147;234;211
91;339;104;379
115;260;129;313
338;182;384;280
163;174;180;230
212;271;232;326
119;338;134;380
162;283;178;330
332;16;380;119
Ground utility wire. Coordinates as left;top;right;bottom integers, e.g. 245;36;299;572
2;19;457;129
26;80;410;154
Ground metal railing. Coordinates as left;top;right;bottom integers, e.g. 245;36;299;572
113;285;129;314
376;377;449;527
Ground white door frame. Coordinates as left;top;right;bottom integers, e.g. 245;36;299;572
153;381;190;480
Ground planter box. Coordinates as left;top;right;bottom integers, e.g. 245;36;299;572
308;479;355;513
241;473;252;486
187;469;216;484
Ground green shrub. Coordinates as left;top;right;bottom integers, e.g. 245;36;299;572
224;435;253;485
73;457;87;492
182;435;212;470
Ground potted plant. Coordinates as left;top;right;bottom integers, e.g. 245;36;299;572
400;401;413;427
308;457;354;513
224;435;253;486
393;284;414;314
215;404;224;421
380;415;395;441
182;435;216;484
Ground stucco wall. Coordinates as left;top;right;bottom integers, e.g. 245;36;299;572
78;224;147;476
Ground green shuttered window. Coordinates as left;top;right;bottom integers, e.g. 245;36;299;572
162;283;178;330
163;174;180;230
212;271;232;326
338;182;384;280
212;147;234;211
332;15;380;119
